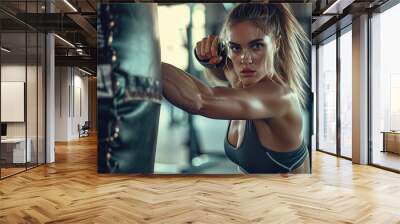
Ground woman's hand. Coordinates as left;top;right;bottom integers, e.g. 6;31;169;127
195;35;222;65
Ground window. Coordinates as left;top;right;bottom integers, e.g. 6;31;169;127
371;3;400;171
339;29;352;158
158;5;191;70
317;36;337;154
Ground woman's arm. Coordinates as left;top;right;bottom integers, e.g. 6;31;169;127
161;62;212;113
161;62;290;120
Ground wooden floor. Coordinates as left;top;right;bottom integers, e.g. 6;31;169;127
372;150;400;171
1;163;44;178
1;167;26;178
1;135;400;223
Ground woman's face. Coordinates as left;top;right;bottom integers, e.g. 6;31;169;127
227;21;277;87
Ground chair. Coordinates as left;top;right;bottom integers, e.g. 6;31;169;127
78;121;90;138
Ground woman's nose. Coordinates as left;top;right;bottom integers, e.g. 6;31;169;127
240;50;253;64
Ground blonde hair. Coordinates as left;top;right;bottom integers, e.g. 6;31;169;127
206;3;310;108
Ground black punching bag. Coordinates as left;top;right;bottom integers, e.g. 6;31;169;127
97;4;161;173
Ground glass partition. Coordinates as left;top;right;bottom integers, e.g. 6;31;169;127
1;31;28;177
38;31;45;165
27;30;38;169
0;0;46;179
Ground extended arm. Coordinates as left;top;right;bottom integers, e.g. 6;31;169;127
161;62;290;120
161;62;212;114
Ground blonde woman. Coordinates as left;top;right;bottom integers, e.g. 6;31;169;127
161;3;310;173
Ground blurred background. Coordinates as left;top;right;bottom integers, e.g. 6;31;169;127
155;3;234;174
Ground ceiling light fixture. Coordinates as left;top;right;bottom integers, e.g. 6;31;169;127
63;0;78;12
1;47;11;53
322;0;342;14
322;0;354;15
54;34;75;48
78;67;92;76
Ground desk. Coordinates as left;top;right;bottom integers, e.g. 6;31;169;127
1;138;31;163
382;131;400;154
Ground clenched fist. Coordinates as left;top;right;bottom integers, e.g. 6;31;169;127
195;35;223;65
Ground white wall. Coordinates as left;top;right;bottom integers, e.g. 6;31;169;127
72;73;89;138
54;66;69;141
54;66;89;141
1;65;26;82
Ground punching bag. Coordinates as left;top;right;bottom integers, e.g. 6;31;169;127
97;4;161;173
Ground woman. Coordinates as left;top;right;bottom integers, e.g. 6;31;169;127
161;3;310;173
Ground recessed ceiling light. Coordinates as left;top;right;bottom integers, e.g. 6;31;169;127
1;47;11;53
63;0;78;12
322;0;354;15
54;34;75;48
78;67;92;76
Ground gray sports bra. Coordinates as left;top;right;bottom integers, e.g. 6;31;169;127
224;120;309;173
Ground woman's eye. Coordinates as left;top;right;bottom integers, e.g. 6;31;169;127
251;43;264;50
229;46;241;53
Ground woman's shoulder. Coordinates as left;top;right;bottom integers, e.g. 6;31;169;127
254;77;302;115
251;76;290;97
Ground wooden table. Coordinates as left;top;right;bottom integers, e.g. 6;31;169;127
381;131;400;154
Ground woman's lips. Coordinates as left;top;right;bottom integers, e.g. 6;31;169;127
240;69;256;77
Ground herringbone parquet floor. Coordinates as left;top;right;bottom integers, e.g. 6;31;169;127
1;135;400;223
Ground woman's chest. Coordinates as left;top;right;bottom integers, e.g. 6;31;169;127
227;119;277;150
227;120;247;148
